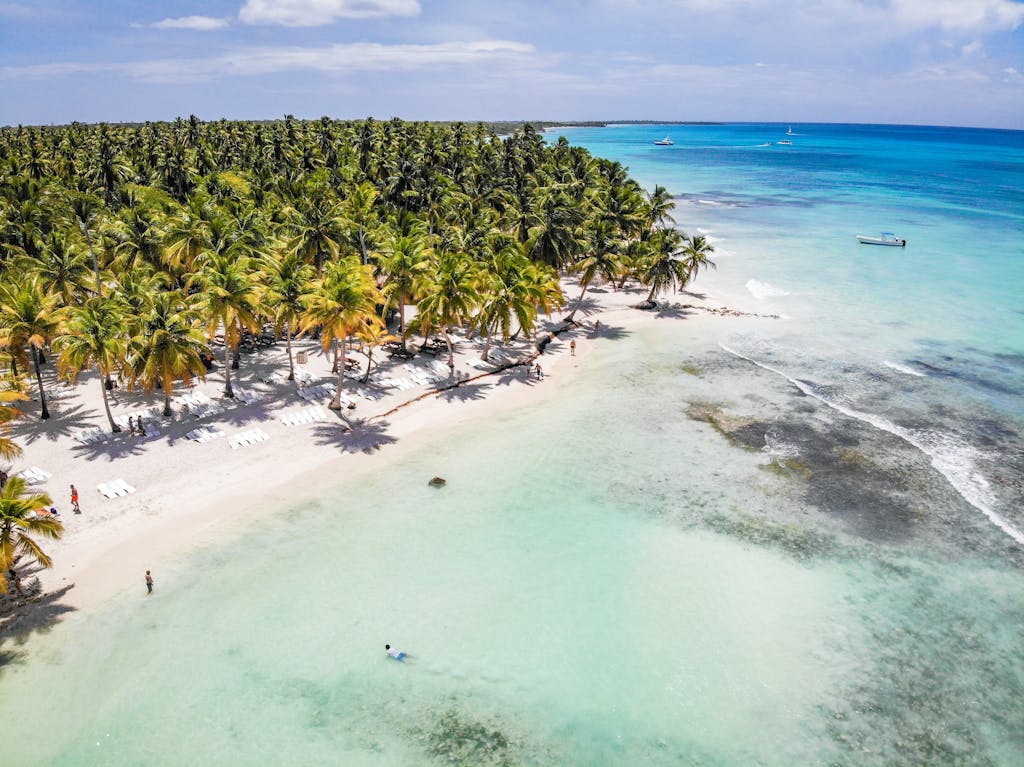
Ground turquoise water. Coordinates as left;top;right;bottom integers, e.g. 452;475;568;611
1;124;1023;765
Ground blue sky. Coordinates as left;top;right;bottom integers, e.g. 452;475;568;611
1;0;1022;128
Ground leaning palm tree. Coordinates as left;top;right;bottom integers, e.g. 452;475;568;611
191;251;260;399
0;476;62;595
126;292;209;417
567;219;624;321
260;249;314;382
55;297;128;433
680;232;717;288
0;280;63;420
299;256;382;411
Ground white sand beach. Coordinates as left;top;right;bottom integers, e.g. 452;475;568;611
3;280;723;619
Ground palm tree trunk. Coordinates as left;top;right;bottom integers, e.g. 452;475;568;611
646;282;658;303
163;386;173;417
330;358;345;410
481;330;492;361
444;330;455;371
567;282;589;322
30;346;49;420
222;342;234;398
285;324;295;382
398;291;406;334
362;346;373;384
81;224;103;296
99;369;120;432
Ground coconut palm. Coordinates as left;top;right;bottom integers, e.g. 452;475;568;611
299;256;382;410
65;191;108;295
680;232;716;287
192;251;260;399
284;187;346;275
412;251;481;371
126;291;208;416
0;280;63;420
55;296;128;432
475;244;551;360
640;229;689;303
567;219;624;321
20;230;92;306
260;248;314;382
0;389;27;461
377;233;430;334
0;476;62;595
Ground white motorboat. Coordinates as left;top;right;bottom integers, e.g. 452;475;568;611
776;140;792;145
787;125;794;135
856;232;906;247
653;136;673;145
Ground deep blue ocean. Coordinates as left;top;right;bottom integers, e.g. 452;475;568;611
553;122;1024;545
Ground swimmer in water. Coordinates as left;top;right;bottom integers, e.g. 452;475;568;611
385;644;408;661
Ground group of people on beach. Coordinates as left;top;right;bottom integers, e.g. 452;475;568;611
127;416;147;437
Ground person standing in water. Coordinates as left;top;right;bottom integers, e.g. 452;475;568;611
145;570;154;594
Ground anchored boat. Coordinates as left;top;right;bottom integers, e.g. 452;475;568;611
856;232;906;246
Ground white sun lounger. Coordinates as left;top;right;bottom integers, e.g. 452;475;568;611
75;426;109;444
16;466;51;484
97;478;136;499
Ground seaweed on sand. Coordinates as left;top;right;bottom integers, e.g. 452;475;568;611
424;708;515;766
705;513;836;561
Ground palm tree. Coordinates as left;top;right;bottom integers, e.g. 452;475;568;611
646;185;676;231
192;252;260;399
66;191;108;295
412;251;481;371
299;256;382;410
55;297;128;432
378;233;430;334
476;245;551;360
0;476;62;595
260;249;314;382
0;280;63;420
284;187;346;275
640;229;689;304
680;232;716;287
567;219;624;321
0;389;27;461
20;230;92;306
126;292;208;416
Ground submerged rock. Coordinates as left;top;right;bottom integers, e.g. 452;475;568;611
428;476;447;487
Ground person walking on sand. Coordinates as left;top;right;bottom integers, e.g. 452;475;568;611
70;484;80;514
535;363;544;380
570;339;576;356
137;416;146;437
128;416;137;436
145;570;154;594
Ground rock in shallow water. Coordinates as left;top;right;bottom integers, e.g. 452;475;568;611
428;476;447;487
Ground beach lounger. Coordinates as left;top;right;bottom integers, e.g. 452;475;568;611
97;483;117;499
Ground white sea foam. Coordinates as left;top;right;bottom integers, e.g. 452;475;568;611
745;279;791;300
721;343;1024;547
763;432;800;460
883;361;926;378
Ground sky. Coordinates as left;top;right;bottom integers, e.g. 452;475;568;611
0;0;1022;128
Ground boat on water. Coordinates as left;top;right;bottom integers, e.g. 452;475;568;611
776;140;792;145
787;125;794;135
856;232;906;246
653;136;673;145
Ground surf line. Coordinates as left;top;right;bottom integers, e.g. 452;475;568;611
720;343;1024;547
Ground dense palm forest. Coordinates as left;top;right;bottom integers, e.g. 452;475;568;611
0;115;715;437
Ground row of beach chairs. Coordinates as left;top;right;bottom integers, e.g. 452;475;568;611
228;428;271;449
17;466;52;485
280;406;329;426
75;426;109;444
185;426;226;443
98;478;136;499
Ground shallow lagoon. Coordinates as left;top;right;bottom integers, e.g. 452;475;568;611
1;319;1021;766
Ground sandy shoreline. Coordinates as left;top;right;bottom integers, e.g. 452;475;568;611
1;280;730;634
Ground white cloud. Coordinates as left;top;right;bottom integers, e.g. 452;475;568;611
962;40;983;55
151;16;231;31
0;40;538;83
239;0;420;27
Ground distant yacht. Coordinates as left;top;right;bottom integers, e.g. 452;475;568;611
787;125;794;135
776;140;792;145
653;136;673;145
